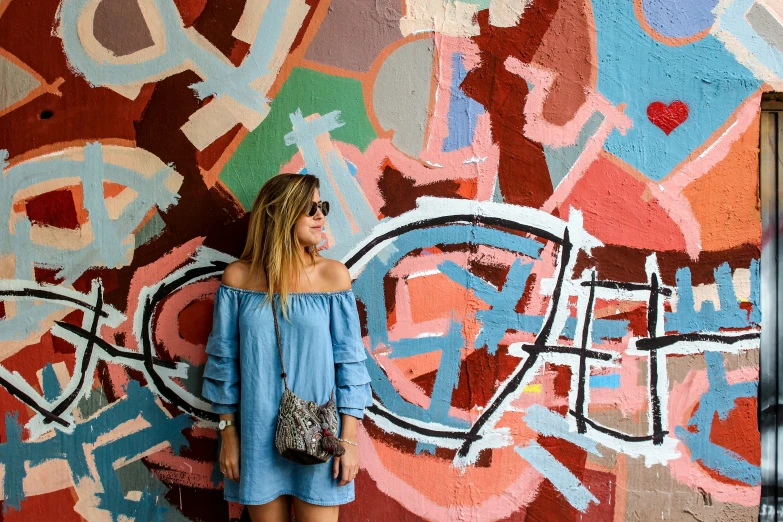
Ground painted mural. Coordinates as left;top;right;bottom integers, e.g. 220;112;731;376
0;0;773;520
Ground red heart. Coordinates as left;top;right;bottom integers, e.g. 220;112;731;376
647;101;689;135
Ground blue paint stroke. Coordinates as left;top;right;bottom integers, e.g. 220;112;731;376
524;404;601;456
389;320;465;423
665;262;753;334
749;258;760;326
515;441;599;511
593;0;760;180
286;110;353;248
415;442;437;455
83;143;127;269
440;259;628;349
560;316;629;343
589;374;620;389
640;0;718;38
675;351;760;486
301;159;357;177
443;52;484;152
0;381;192;513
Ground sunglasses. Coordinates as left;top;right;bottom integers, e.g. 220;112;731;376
307;200;330;217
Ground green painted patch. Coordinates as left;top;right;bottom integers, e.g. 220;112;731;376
219;67;377;209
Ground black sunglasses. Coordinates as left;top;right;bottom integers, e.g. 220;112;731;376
307;200;330;217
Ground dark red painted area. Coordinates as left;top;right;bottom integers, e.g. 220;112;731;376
551;363;573;398
378;164;465;217
0;0;154;157
462;3;560;209
192;0;249;64
575;243;761;286
173;0;209;27
451;346;527;410
178;298;216;345
24;189;80;229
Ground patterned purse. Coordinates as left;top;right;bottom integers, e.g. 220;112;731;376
270;294;345;465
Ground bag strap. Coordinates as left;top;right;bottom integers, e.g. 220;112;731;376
266;270;289;390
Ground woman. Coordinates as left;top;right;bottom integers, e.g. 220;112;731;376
201;174;373;522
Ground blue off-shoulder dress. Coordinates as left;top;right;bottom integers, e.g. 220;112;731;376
200;283;373;506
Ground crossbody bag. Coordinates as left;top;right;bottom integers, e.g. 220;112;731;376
269;292;345;464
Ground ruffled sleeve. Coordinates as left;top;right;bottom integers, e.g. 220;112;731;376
330;290;373;419
201;284;241;414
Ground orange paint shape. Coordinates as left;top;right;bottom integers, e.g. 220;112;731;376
683;112;761;252
406;272;474;324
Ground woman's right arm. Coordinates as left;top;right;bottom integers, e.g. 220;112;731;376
201;270;243;481
219;413;239;481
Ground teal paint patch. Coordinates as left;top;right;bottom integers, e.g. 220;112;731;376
544;113;604;189
135;212;166;249
42;363;61;403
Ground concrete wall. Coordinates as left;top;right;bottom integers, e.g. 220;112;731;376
0;0;775;520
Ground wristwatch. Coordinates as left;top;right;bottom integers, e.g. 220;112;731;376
218;420;235;431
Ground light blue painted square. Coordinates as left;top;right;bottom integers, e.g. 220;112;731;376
589;374;621;389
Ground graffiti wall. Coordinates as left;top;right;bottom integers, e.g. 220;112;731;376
0;0;772;520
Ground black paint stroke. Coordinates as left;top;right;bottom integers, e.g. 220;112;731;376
647;273;664;445
344;213;562;269
575;272;597;433
635;331;760;351
580;280;673;297
366;404;482;441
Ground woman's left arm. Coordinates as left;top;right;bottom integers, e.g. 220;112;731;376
334;414;359;486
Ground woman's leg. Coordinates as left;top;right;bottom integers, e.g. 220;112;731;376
291;497;339;522
247;495;293;522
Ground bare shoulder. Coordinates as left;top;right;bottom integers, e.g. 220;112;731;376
316;257;352;292
221;261;256;289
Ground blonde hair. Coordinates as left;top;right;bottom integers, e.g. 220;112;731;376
239;173;321;316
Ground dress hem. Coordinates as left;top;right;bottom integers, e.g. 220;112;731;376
224;491;355;506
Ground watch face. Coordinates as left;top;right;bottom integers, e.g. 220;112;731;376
218;420;226;430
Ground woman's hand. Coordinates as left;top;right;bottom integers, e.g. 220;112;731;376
220;427;240;481
333;443;359;486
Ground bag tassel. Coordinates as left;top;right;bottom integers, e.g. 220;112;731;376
320;427;346;456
